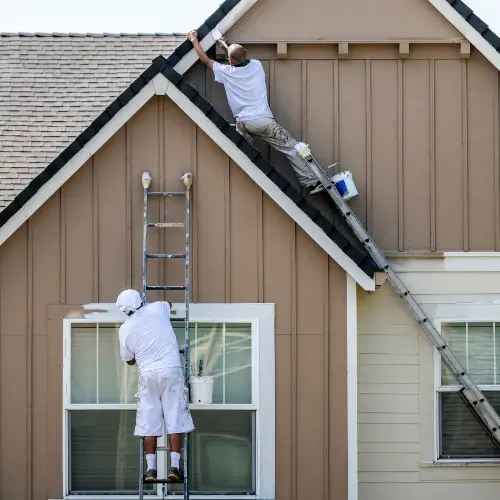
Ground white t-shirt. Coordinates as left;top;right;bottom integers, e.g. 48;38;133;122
213;59;274;122
119;301;181;374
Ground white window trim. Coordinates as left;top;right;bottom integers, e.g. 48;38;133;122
62;302;275;500
433;318;500;464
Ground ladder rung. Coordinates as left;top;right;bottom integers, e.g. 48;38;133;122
147;191;185;197
147;222;185;228
146;253;186;259
146;285;186;291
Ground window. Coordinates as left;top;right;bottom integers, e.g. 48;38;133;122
436;321;500;460
63;304;275;499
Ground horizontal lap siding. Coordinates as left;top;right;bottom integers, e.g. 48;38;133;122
358;265;500;500
203;47;500;253
0;95;348;500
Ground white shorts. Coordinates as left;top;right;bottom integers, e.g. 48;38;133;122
135;367;195;437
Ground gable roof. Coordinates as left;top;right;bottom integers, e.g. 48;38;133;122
0;32;185;209
2;0;500;288
1;0;500;212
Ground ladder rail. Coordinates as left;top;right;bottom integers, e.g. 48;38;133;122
139;172;193;500
297;146;500;447
182;172;192;500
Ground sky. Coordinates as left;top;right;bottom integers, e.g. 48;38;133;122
0;0;498;35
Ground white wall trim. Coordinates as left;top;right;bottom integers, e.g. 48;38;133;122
346;276;358;500
0;75;160;248
173;0;260;75
62;303;275;500
162;79;376;291
390;253;500;273
427;0;500;72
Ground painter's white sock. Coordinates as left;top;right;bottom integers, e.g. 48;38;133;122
146;454;156;470
171;452;181;469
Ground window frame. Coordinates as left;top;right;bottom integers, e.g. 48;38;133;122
433;318;500;464
62;302;275;500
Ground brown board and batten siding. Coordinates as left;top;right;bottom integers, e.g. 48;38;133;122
0;95;348;500
204;0;500;254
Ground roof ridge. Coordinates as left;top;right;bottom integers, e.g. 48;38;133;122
0;32;187;38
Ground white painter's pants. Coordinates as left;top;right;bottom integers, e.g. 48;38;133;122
236;117;318;188
135;367;195;437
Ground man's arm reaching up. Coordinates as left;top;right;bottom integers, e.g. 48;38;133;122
187;30;215;69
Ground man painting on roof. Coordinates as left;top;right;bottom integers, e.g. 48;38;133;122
187;30;336;197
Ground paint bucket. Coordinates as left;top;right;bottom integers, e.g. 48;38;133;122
190;376;214;404
331;170;358;201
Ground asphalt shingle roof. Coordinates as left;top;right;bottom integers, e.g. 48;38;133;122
0;33;184;209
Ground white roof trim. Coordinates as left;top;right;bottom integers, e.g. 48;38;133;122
428;0;500;71
173;0;260;75
160;78;376;291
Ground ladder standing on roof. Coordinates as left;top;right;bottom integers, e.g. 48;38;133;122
138;171;193;500
295;145;500;449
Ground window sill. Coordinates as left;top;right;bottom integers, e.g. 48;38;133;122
420;460;500;467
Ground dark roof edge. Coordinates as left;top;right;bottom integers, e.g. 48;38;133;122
0;53;379;278
158;60;379;278
447;0;500;51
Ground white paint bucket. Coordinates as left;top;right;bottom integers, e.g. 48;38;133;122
331;170;358;201
190;376;214;404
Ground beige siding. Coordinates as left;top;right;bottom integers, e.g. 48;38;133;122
228;0;461;41
194;45;500;253
357;258;500;500
0;96;349;500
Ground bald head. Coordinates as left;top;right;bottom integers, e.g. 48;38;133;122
228;44;247;65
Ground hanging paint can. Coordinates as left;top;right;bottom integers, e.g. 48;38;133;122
331;170;358;201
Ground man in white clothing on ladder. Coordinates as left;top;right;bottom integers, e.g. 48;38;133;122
116;289;195;483
187;30;334;196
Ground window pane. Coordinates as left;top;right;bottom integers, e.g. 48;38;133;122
71;325;97;403
441;323;467;385
468;323;495;385
173;323;252;404
441;323;496;386
168;410;255;495
440;391;500;459
224;323;252;404
98;324;138;404
69;410;154;494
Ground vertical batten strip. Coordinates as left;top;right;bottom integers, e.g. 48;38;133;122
333;60;340;227
291;226;298;500
301;60;308;143
191;118;199;303
60;187;66;304
125;123;133;290
365;60;373;232
92;157;99;302
224;158;231;302
322;259;330;500
26;220;33;500
494;70;500;250
158;98;166;300
430;59;437;252
397;59;405;252
462;59;469;251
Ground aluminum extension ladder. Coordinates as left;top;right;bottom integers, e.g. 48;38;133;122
296;145;500;448
139;171;193;500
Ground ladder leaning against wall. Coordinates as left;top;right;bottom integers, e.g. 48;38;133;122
293;143;500;450
138;170;193;500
